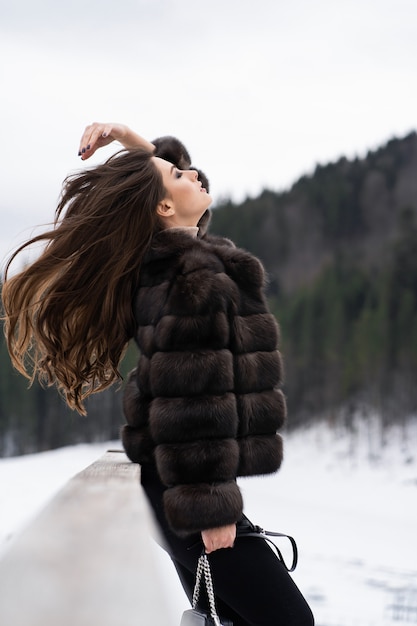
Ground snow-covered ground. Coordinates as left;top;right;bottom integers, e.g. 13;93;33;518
0;417;416;626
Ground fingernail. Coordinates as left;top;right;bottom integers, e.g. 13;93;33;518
102;132;107;138
78;151;81;156
86;144;91;150
82;147;86;154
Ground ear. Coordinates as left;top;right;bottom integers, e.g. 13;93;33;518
156;200;175;219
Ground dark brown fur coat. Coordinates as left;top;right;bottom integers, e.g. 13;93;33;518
122;212;286;535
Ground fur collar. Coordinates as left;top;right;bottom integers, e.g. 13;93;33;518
197;209;211;236
144;219;266;291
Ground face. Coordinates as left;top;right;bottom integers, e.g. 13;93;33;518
152;156;212;228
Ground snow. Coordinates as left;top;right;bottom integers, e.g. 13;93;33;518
0;418;416;626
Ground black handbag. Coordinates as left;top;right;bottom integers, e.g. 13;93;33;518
180;554;233;626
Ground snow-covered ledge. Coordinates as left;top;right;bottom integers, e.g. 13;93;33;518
0;450;172;626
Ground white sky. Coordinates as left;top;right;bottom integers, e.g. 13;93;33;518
1;0;416;268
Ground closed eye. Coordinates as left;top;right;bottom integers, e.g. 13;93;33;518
169;164;183;179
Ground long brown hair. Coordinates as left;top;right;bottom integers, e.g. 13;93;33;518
2;148;165;414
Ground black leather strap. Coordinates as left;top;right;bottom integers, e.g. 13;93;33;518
236;526;298;573
187;515;299;573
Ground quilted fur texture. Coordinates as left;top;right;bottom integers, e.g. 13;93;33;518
122;219;286;535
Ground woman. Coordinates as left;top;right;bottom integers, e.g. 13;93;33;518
2;123;314;625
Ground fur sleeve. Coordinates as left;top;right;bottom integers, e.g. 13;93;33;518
148;265;244;534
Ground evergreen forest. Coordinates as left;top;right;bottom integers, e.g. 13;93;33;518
1;132;417;456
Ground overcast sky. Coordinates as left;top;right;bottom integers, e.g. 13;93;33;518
1;0;416;269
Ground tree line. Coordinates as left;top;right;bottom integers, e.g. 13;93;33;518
1;132;416;455
210;132;417;431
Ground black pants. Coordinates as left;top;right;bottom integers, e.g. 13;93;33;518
141;464;315;626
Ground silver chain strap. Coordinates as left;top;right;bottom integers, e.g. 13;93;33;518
191;554;222;626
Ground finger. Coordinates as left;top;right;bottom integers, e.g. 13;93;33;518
80;124;117;160
203;540;213;554
87;123;112;149
81;124;104;157
79;122;107;157
101;123;114;140
78;123;96;156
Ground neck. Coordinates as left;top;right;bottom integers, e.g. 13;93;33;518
168;225;199;238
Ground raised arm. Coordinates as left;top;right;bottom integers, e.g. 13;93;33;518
78;122;155;160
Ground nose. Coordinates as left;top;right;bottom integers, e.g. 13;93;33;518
188;169;198;181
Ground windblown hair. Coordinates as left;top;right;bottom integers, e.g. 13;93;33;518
2;148;166;414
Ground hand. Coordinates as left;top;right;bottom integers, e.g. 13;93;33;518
78;122;128;160
78;122;155;160
201;524;236;554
